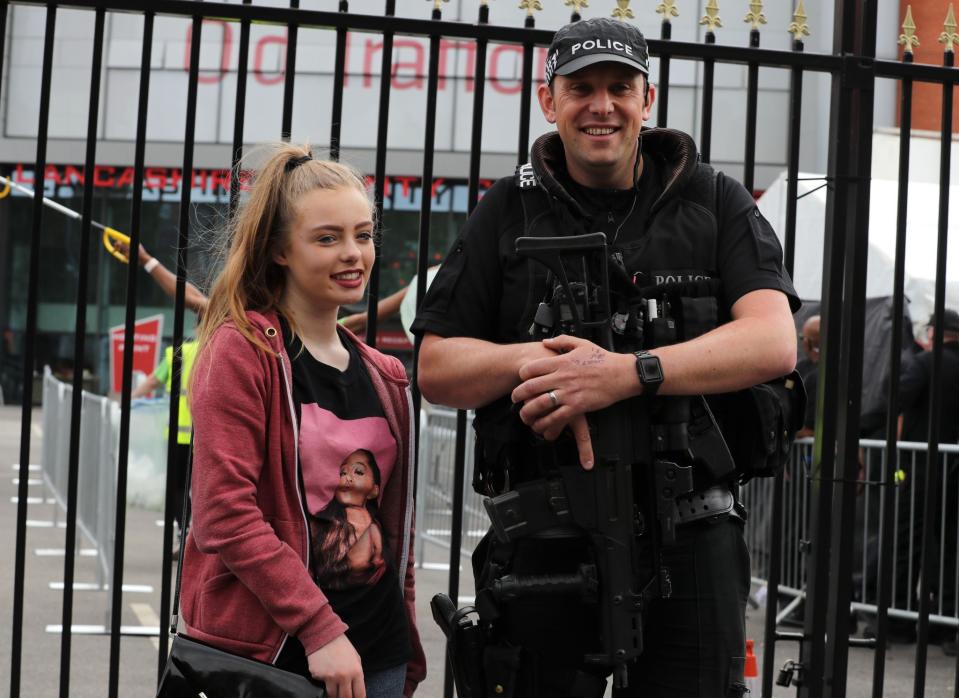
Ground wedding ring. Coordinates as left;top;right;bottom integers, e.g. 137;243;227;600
547;390;559;408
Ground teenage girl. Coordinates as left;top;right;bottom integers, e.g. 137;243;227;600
182;144;425;698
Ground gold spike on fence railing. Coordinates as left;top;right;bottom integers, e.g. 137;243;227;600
428;0;448;10
566;0;589;14
519;0;542;15
788;0;810;42
657;0;679;20
744;0;766;31
899;5;919;52
940;3;959;52
700;0;723;32
612;0;635;20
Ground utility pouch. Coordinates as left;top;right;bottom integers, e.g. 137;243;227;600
721;370;807;481
431;594;487;698
679;295;720;341
629;277;726;350
484;645;523;698
472;400;528;496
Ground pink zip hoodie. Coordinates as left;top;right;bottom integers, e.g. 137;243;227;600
181;310;425;696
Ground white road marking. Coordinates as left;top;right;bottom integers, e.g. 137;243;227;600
48;582;153;593
130;603;162;650
45;623;160;637
35;548;97;557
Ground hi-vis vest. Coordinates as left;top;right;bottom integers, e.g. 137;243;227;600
162;341;198;445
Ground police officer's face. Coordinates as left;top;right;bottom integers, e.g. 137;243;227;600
538;63;654;190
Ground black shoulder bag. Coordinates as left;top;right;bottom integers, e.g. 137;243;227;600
156;442;326;698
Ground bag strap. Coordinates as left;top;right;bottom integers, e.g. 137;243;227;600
169;435;194;634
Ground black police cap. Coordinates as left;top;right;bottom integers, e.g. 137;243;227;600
545;18;649;86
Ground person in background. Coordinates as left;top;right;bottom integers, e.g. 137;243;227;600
340;266;440;341
131;332;198;534
113;239;208;314
116;238;203;539
895;309;959;649
182;144;425;698
796;315;820;438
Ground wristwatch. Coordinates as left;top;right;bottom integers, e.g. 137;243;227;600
634;351;664;397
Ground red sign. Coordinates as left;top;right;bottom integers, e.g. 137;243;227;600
181;20;548;94
376;330;413;352
109;315;164;395
8;163;494;201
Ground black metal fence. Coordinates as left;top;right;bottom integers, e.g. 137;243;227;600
5;1;959;697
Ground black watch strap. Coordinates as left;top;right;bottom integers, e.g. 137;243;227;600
634;350;664;397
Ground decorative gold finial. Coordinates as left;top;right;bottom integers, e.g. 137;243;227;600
565;0;589;14
427;0;448;8
700;0;723;33
656;0;679;20
788;0;810;42
744;1;766;31
519;0;542;15
899;5;919;52
940;4;959;52
612;0;634;20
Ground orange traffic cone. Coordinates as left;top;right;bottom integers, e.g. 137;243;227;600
745;638;759;693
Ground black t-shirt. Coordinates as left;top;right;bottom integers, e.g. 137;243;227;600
277;318;410;674
411;150;798;347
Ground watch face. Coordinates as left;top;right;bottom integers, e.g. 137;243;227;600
638;354;663;384
643;361;663;383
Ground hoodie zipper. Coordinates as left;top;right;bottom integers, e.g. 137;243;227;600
272;350;308;665
398;385;416;588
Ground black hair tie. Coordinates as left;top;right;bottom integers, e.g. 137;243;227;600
285;154;312;172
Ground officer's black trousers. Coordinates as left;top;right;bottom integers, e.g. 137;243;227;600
476;515;750;697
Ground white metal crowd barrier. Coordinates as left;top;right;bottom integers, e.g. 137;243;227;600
39;368;169;591
415;403;487;568
416;411;959;628
743;437;959;629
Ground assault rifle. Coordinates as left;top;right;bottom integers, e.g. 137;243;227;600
504;232;663;688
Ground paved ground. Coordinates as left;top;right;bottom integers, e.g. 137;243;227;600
1;403;957;697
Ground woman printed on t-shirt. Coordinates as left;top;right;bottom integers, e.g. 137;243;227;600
182;144;425;698
315;449;387;588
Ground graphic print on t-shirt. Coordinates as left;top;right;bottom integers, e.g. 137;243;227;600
299;403;397;589
281;320;410;671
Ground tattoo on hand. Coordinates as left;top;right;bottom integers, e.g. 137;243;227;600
574;349;606;367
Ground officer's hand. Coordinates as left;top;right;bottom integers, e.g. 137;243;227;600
511;335;634;469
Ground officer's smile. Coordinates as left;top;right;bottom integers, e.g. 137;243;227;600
582;126;618;136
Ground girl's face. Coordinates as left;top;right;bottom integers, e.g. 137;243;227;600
336;451;380;506
275;187;375;312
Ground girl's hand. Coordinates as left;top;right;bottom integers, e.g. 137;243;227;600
307;635;365;698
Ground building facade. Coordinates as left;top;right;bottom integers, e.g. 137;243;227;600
0;0;917;398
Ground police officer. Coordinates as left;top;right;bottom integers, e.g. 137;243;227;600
413;17;799;698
